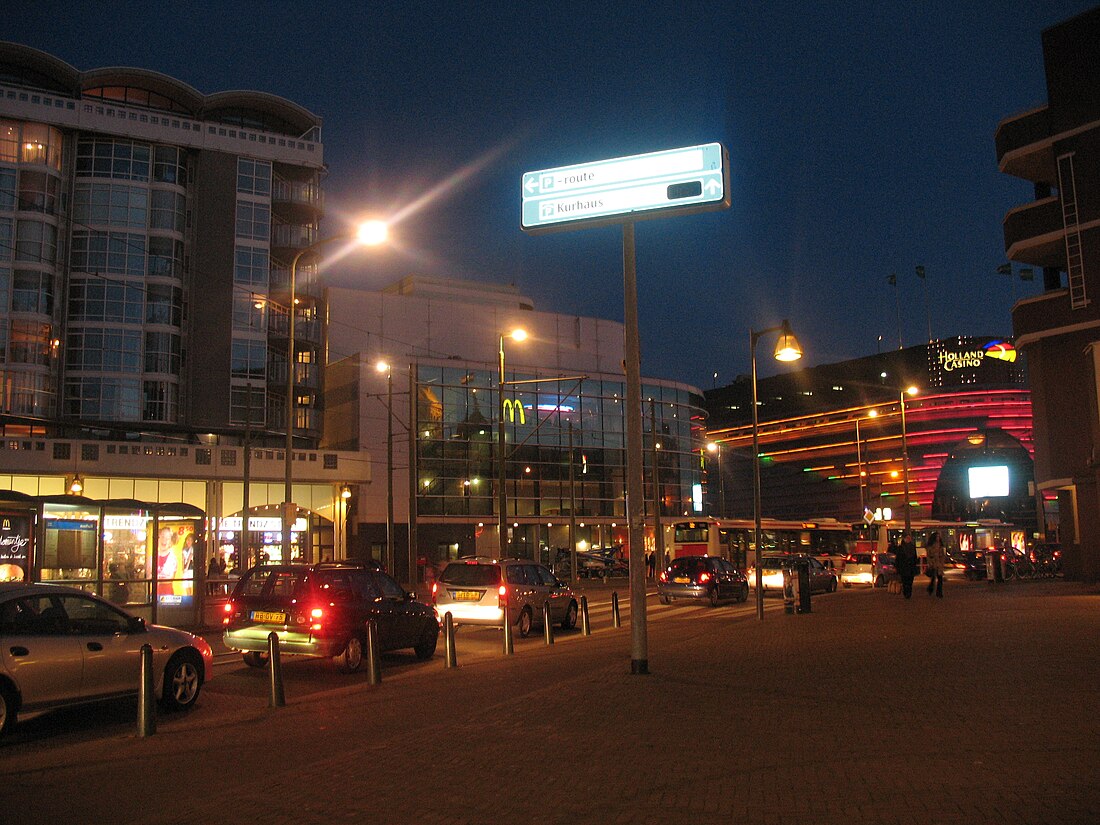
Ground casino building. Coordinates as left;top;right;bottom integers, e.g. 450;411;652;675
704;336;1042;538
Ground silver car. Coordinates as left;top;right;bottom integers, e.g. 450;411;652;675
433;558;579;637
0;582;213;736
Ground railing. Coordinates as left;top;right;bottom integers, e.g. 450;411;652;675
271;223;317;249
272;178;323;210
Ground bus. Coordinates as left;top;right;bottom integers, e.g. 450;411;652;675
850;518;1022;566
670;518;852;571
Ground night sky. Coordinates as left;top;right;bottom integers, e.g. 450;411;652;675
5;1;1095;388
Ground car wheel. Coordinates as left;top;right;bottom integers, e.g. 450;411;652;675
739;582;749;602
518;607;533;638
161;650;204;712
659;594;670;605
561;601;578;630
0;682;16;737
242;651;268;668
414;625;438;660
875;574;885;588
336;634;365;673
708;586;719;607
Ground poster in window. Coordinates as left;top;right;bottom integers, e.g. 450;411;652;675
0;515;32;581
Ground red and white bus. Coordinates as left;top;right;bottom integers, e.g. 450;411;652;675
670;518;852;571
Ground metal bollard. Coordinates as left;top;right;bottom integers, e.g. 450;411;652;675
783;569;796;615
797;561;812;614
611;591;621;628
137;643;156;737
502;600;514;655
580;595;591;636
366;620;382;685
543;601;554;645
443;613;457;668
268;632;286;707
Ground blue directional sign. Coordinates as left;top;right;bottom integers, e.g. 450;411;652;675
521;143;729;233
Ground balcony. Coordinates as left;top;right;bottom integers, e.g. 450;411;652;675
1003;197;1066;267
271;223;318;251
272;177;324;221
996;106;1055;181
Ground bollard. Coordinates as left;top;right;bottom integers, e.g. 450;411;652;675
611;591;621;628
783;569;795;614
580;595;591;636
443;613;457;668
366;620;382;685
137;643;156;737
502;600;514;655
268;632;286;707
543;601;554;645
797;560;812;614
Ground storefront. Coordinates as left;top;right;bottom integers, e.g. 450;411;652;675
0;493;206;627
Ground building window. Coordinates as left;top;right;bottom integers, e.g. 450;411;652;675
142;380;178;422
153;146;186;184
231;337;266;380
148;236;183;277
230;385;266;425
145;283;182;326
10;269;53;314
16;170;60;214
8;320;52;366
144;331;181;374
70;230;146;276
237;158;271;196
68;278;144;323
66;328;142;372
234;245;269;286
235;200;270;241
14;220;57;265
149;189;185;232
75;138;150;181
64;376;142;420
0;168;15;210
72;183;148;228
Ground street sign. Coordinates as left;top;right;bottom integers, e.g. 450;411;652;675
521;142;729;233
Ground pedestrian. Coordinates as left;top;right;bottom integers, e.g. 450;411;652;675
206;555;220;596
646;551;655;580
896;530;918;599
925;531;946;598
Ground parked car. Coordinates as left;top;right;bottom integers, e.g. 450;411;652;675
747;555;838;594
0;582;212;737
658;556;748;606
223;562;439;672
946;549;986;580
840;552;894;587
433;557;578;637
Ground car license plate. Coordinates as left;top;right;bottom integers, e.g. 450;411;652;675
251;610;287;624
451;590;482;601
673;576;690;584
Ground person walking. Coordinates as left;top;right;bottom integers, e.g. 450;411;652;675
896;530;918;599
925;531;946;598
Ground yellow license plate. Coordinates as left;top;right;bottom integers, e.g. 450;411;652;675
252;610;287;624
673;576;690;584
452;590;482;602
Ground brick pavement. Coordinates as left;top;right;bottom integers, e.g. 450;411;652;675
3;576;1099;824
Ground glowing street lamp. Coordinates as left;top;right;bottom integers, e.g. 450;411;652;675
376;359;395;573
283;221;388;564
899;385;919;531
751;320;803;621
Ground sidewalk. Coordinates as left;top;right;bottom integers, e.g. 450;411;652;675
9;577;1098;824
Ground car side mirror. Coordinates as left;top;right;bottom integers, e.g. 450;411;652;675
127;616;147;633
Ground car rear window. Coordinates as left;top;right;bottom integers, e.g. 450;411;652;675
671;558;707;575
440;563;501;587
236;569;309;598
760;558;787;570
850;555;873;565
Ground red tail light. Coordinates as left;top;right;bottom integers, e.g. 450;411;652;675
698;571;711;583
223;600;234;625
659;571;668;582
431;581;438;604
310;606;324;631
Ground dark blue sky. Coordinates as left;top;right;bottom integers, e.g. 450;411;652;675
5;1;1094;387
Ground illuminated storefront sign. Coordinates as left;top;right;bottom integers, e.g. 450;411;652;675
0;515;31;581
218;516;307;533
928;337;1021;386
503;398;526;424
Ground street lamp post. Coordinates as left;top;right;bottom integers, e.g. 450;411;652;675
497;329;527;559
282;221;388;564
751;320;803;621
899;386;918;532
855;409;877;519
376;361;395;574
706;441;724;517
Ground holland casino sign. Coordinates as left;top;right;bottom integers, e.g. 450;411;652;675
935;339;1017;373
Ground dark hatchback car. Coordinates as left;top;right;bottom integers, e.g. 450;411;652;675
223;563;439;672
657;556;749;606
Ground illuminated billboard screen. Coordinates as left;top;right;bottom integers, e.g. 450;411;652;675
968;465;1009;498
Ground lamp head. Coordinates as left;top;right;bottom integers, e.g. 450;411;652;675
509;328;527;342
356;220;389;246
905;385;919;397
706;442;719;453
375;360;390;374
772;320;803;362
